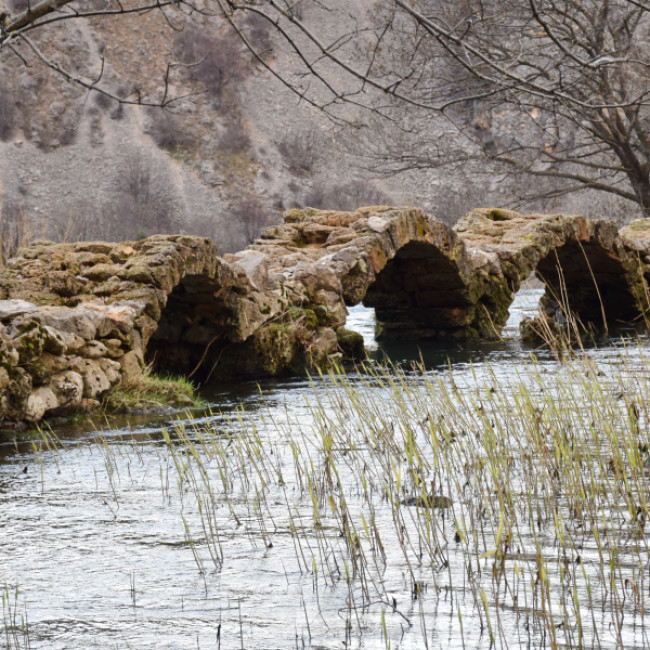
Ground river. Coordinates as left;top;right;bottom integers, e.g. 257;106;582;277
3;286;650;649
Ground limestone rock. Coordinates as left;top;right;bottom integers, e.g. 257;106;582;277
97;358;121;384
230;250;272;291
50;371;84;411
119;351;143;383
336;327;366;361
77;359;111;398
25;387;59;422
79;340;109;359
0;299;37;321
309;327;338;364
19;306;97;340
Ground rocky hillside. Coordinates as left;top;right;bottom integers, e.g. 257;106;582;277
0;0;641;260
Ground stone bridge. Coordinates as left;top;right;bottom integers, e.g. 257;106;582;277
2;205;650;425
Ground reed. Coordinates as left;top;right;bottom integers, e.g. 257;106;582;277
12;337;650;647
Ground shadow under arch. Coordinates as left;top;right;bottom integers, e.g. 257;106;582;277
361;240;475;340
534;240;640;328
145;272;241;380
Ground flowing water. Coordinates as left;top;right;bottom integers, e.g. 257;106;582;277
3;287;650;649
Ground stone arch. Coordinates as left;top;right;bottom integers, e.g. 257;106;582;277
455;209;646;331
534;240;639;326
321;209;507;340
97;235;241;380
360;241;474;340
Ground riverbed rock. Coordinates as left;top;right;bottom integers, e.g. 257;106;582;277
336;327;366;361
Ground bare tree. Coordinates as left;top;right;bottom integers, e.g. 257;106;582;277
4;0;649;213
107;151;179;240
216;0;650;215
230;197;270;245
0;0;201;107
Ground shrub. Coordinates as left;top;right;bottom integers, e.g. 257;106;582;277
93;90;113;111
277;129;322;176
217;119;250;153
287;1;305;20
0;76;16;142
244;13;273;55
108;151;179;239
146;107;193;152
9;0;30;11
302;179;394;211
0;197;28;264
175;28;243;101
230;197;270;244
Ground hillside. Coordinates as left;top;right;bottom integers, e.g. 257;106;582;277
0;0;642;260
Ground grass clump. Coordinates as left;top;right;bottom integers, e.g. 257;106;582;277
102;372;199;414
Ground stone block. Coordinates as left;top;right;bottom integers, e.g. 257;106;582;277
0;299;37;321
50;371;84;410
25;386;59;422
119;351;143;383
79;340;109;359
78;359;111;398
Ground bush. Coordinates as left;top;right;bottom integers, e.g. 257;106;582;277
0;197;28;264
93;90;113;111
217;119;250;153
146;107;194;152
287;1;305;20
175;28;243;101
302;179;394;211
0;76;16;142
108;152;179;239
9;0;30;10
277;129;322;176
230;197;270;244
244;13;273;55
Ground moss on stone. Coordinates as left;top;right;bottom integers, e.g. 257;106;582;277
255;322;299;375
336;327;366;361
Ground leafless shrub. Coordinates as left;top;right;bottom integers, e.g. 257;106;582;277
9;0;30;10
146;107;194;152
57;122;78;147
287;1;305;20
217;119;250;153
0;76;16;142
230;197;270;244
108;86;131;121
302;179;394;211
93;90;113;111
108;152;179;239
277;129;322;176
48;214;90;243
0;197;29;264
75;0;109;10
175;28;243;101
244;13;273;55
